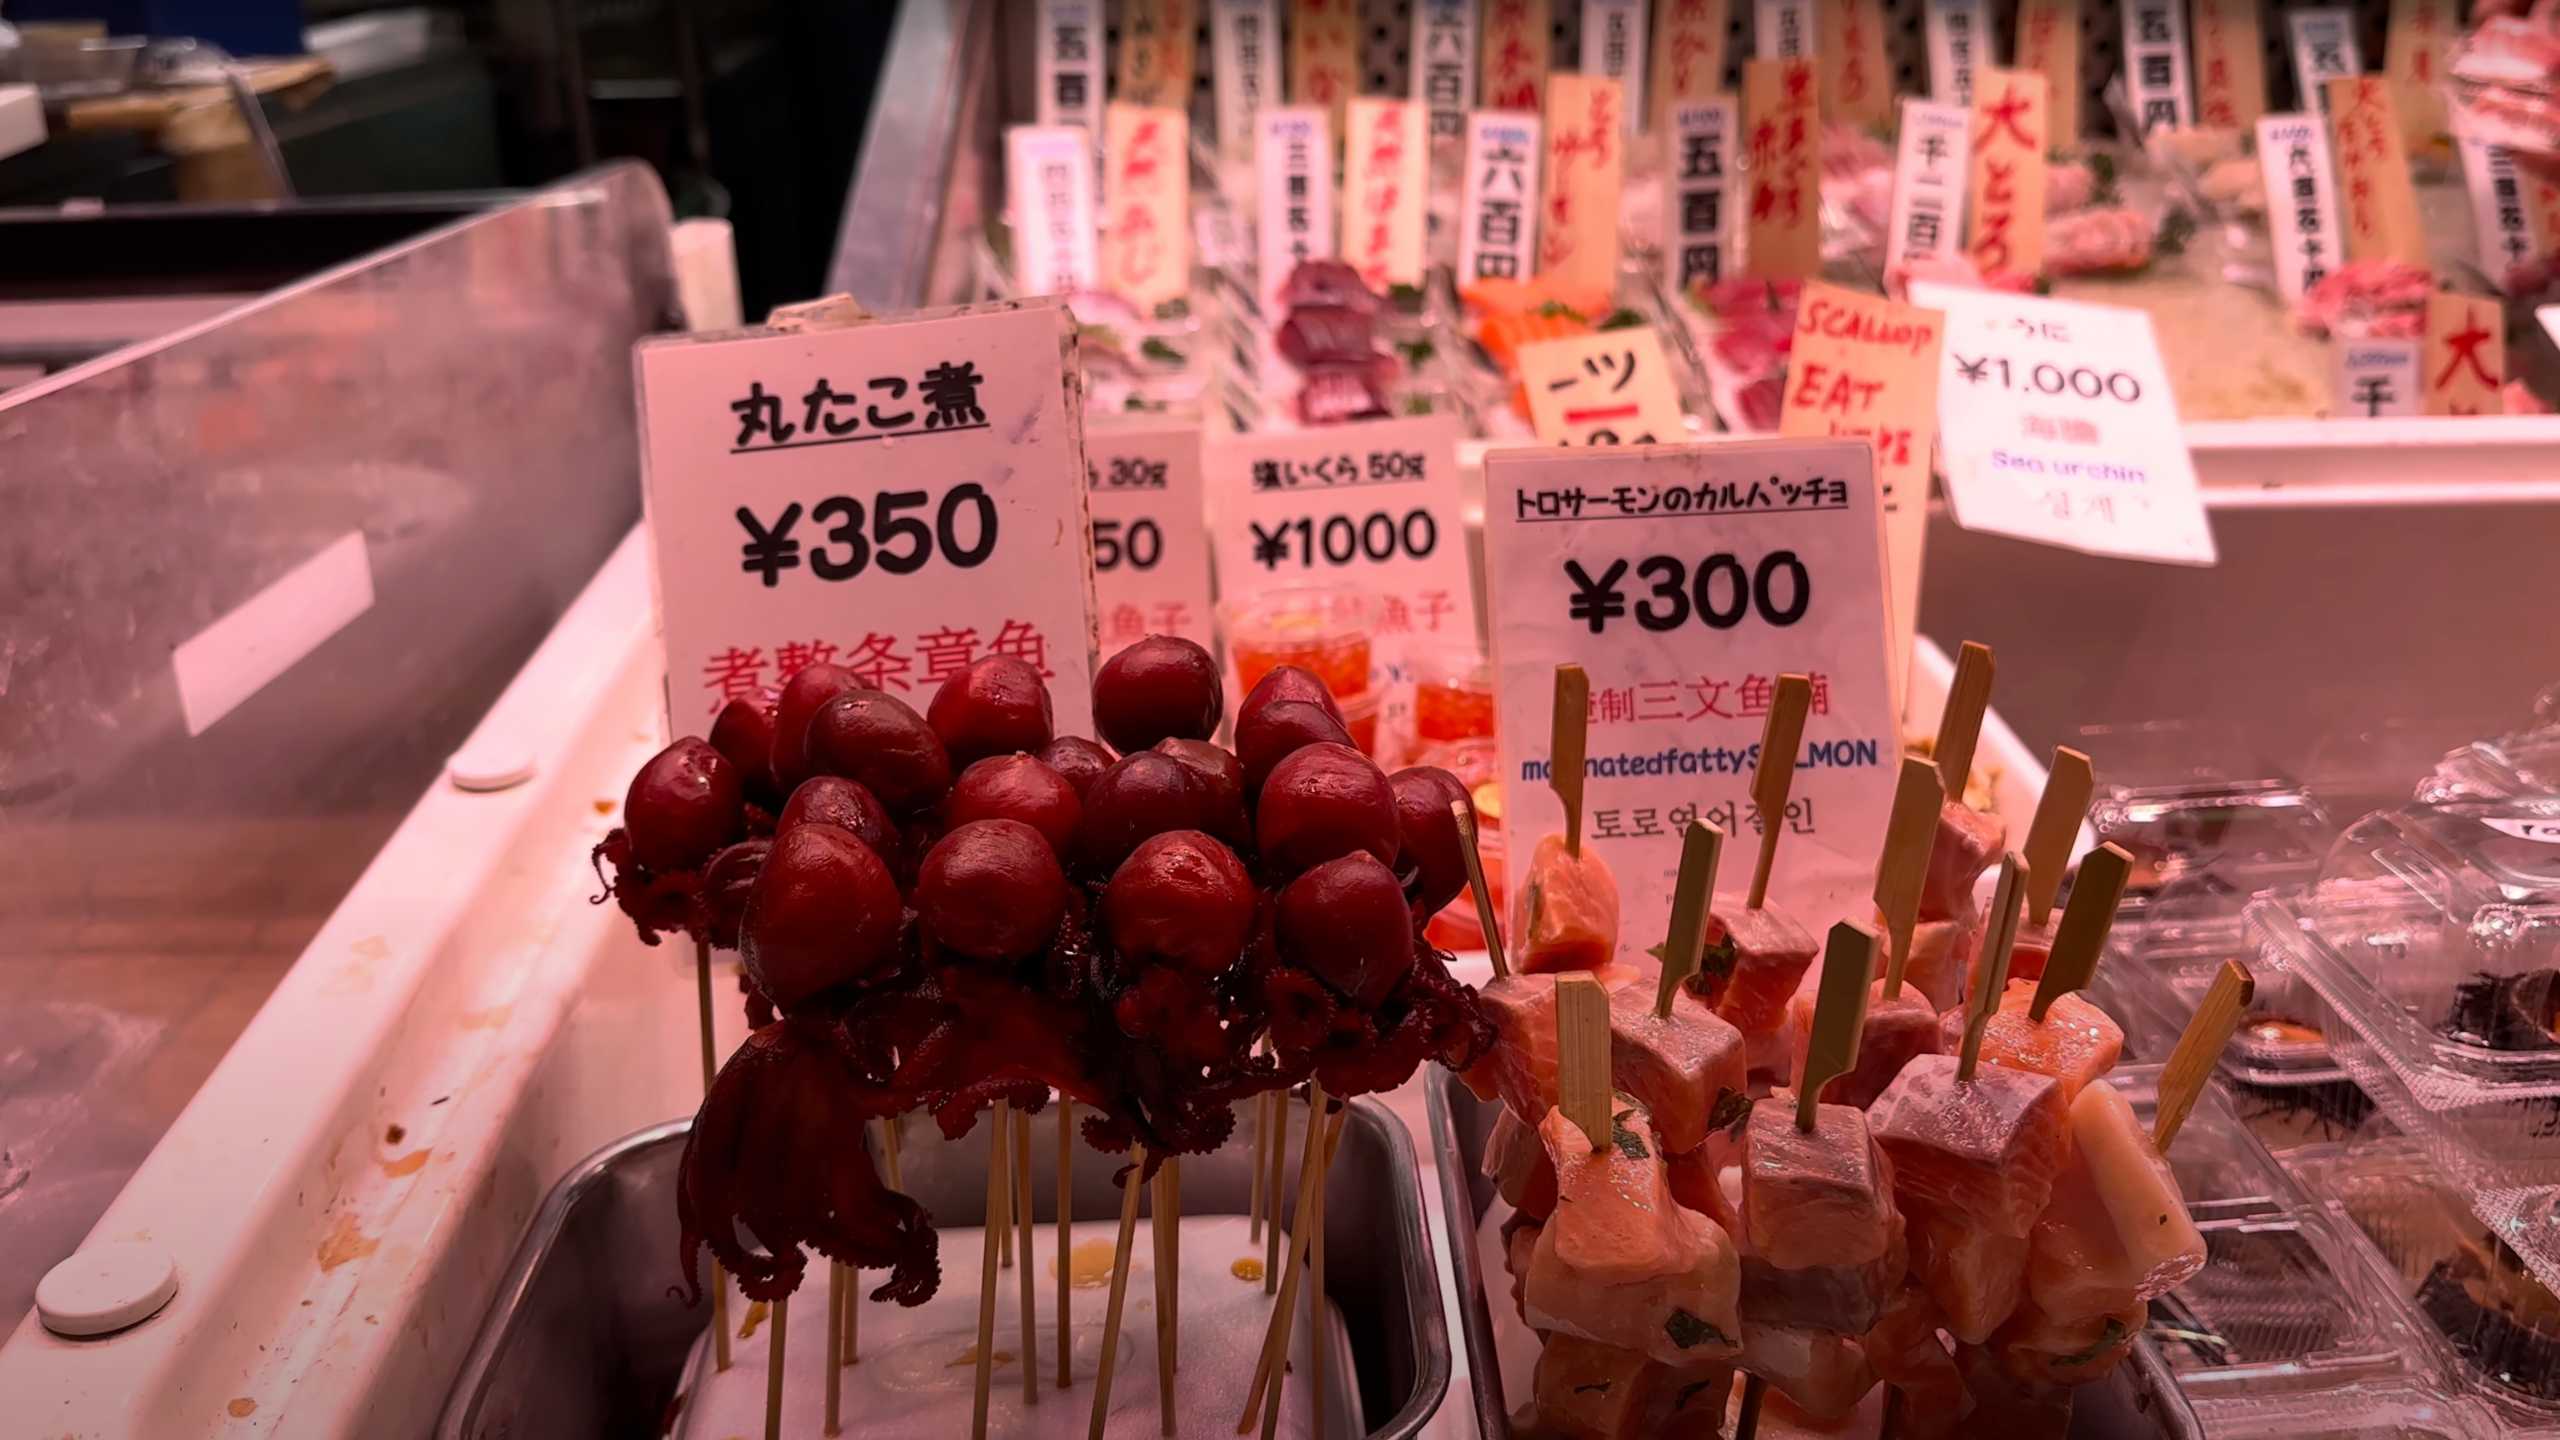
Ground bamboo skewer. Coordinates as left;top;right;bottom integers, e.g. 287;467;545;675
1263;1090;1290;1294
1653;821;1725;1017
1452;799;1509;976
824;1263;845;1435
1238;1090;1338;1430
972;1102;1012;1440
1874;756;1944;1000
1734;1373;1768;1440
1166;1158;1182;1381
763;1294;789;1440
1552;664;1590;857
1153;1166;1177;1434
1249;1089;1269;1243
1057;1099;1075;1390
1017;1105;1039;1407
2155;961;2256;1150
693;938;731;1372
1270;1127;1335;1440
1747;675;1815;909
842;1262;858;1368
2023;747;2095;929
1088;1146;1151;1440
1960;856;2029;1080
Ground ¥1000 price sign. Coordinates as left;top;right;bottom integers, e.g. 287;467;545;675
1483;439;1903;939
1085;416;1214;657
637;299;1101;735
1911;282;2216;566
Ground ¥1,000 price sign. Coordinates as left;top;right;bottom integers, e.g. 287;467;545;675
1086;416;1214;657
1483;438;1903;943
637;298;1100;736
1912;283;2216;566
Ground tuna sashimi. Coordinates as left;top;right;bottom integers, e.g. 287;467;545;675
1867;1286;1974;1440
1909;1206;2028;1344
1691;899;1820;1037
1869;1052;2069;1239
1486;1105;1560;1220
1609;982;1748;1153
1526;1106;1743;1366
1988;1297;2144;1389
1741;1100;1898;1271
1515;832;1622;972
2025;1080;2206;1321
1738;1324;1878;1420
1903;915;1980;1013
1922;800;2004;922
1781;978;1941;1108
1460;963;1643;1119
1938;979;2124;1103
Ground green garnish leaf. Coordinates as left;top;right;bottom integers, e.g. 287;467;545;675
1609;1109;1651;1161
1139;337;1186;364
1697;931;1739;983
2155;208;2198;259
1153;297;1191;321
1396;337;1437;367
1402;393;1434;416
1388;281;1426;307
2055;1316;2129;1368
1597;307;1645;331
2088;150;2121;207
1708;1086;1754;1138
1665;1308;1728;1351
1535;300;1587;321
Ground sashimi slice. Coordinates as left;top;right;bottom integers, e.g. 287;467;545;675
1641;1362;1734;1439
1909;1206;2028;1345
1867;1285;1975;1440
1868;1052;2069;1239
1782;978;1942;1108
1514;833;1622;973
1527;1107;1743;1365
1738;1324;1878;1420
1692;899;1820;1038
1938;979;2125;1103
1739;1238;1905;1333
1903;916;1979;1013
1609;982;1748;1153
2025;1081;2206;1321
1922;800;2004;922
1486;1105;1560;1220
1741;1099;1898;1271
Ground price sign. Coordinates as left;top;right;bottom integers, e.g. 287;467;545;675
1482;0;1552;114
2122;0;2195;136
1034;0;1103;137
1087;418;1214;657
637;299;1099;735
1885;97;1972;273
1103;103;1191;308
1411;0;1477;140
1206;413;1473;649
1343;97;1429;292
1581;0;1650;135
1518;326;1689;446
1257;107;1335;315
1743;59;1823;280
1654;0;1729;126
2192;0;2265;130
1290;0;1362;135
2423;292;2505;416
2258;114;2343;303
2329;77;2425;265
1213;0;1282;168
1007;126;1098;296
1461;111;1543;284
2387;0;2460;150
1923;0;1987;105
2458;127;2538;284
1666;98;1737;290
2333;337;2422;417
1967;68;2050;279
1483;438;1902;939
1913;283;2216;566
1756;0;1815;59
1539;74;1628;299
2289;9;2362;119
1118;0;1198;110
1777;282;1945;703
1818;0;1891;127
2013;0;2080;144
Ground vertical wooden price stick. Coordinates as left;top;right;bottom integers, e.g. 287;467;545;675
2023;747;2094;929
693;938;731;1371
763;1293;789;1440
2030;841;2133;1022
1017;1105;1039;1407
972;1101;1013;1440
1056;1100;1074;1390
1798;921;1880;1129
2154;960;2256;1151
1453;799;1510;976
1239;1089;1340;1431
1747;674;1815;909
1556;973;1615;1149
1552;663;1590;857
1959;854;2028;1080
1090;1147;1151;1440
1874;757;1944;999
1933;641;1995;803
1654;822;1726;1017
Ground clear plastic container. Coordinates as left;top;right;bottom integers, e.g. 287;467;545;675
1222;585;1374;704
2420;724;2560;806
2086;778;2335;913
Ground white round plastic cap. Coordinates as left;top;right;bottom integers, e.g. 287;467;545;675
36;1241;178;1337
448;741;537;793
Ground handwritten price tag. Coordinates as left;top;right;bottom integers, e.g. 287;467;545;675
2423;292;2505;416
1743;59;1823;280
1087;417;1215;657
1913;283;2215;566
2329;77;2425;266
1343;97;1429;291
2013;0;2080;144
1654;0;1729;124
1212;0;1281;168
2192;0;2265;130
1517;326;1689;446
637;299;1100;735
1481;0;1551;113
1103;103;1191;308
1539;74;1629;300
1482;438;1902;938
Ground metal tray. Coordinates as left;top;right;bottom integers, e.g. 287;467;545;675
1425;1069;2204;1439
439;1096;1448;1439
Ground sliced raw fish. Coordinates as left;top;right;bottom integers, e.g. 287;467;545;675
1692;899;1819;1037
1664;1143;1738;1229
1739;1240;1904;1333
2025;1080;2206;1321
1459;963;1641;1119
1521;1336;1655;1440
1922;800;2004;922
1738;1324;1877;1420
1741;1099;1899;1271
1526;1106;1743;1366
1869;1052;2069;1238
1514;832;1622;972
1908;1206;2027;1344
1610;981;1748;1153
1782;978;1941;1108
1997;914;2057;988
1938;979;2124;1103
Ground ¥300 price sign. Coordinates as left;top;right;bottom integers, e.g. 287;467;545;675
1085;416;1214;656
638;299;1101;735
1483;439;1902;935
1912;283;2215;566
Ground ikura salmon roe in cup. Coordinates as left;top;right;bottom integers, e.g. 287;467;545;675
1411;646;1495;747
1222;586;1374;705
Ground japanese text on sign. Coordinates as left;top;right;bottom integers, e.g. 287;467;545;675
1582;0;1650;136
1462;111;1543;283
1257;108;1336;315
1104;104;1191;307
1756;0;1814;59
1885;97;1971;273
2122;0;2194;136
2192;0;2265;130
640;299;1100;735
1967;68;2050;278
1744;58;1823;279
1344;97;1428;291
1654;0;1729;126
2388;0;2460;149
1819;0;1890;127
2334;338;2421;418
2423;292;2504;416
2459;128;2538;283
1667;98;1737;289
1518;326;1689;447
1118;0;1197;110
2289;8;2361;119
1214;0;1281;167
2014;0;2080;143
1923;0;1984;106
1035;0;1101;136
1539;74;1627;296
1007;126;1099;296
1412;0;1477;139
1290;0;1362;133
2329;77;2425;265
1483;0;1552;114
1086;417;1216;655
1484;438;1902;935
2257;115;2343;303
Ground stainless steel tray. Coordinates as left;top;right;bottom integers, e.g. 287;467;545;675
1425;1069;2205;1439
439;1096;1448;1438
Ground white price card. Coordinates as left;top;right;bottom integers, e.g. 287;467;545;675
2258;115;2344;304
1460;110;1543;284
2122;0;2195;136
2458;127;2538;284
1756;0;1815;59
1213;0;1282;168
2333;336;2422;418
1411;0;1477;140
1006;125;1099;296
1086;417;1215;657
1482;438;1903;939
1885;97;1971;272
1257;107;1335;315
637;299;1100;736
1912;283;2217;566
1206;413;1476;655
2289;8;2362;117
1665;97;1737;290
1923;0;1987;105
1035;0;1103;137
1517;326;1689;446
1582;0;1651;135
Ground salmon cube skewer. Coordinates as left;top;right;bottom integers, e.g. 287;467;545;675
1939;979;2124;1104
1609;982;1748;1154
1869;1052;2071;1241
1907;1206;2030;1345
1513;832;1622;973
1739;1099;1906;1334
2023;1080;2206;1322
1523;1107;1743;1367
1780;978;1941;1109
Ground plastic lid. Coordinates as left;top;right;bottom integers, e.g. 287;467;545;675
36;1241;178;1337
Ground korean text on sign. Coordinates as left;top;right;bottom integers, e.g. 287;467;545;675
638;299;1100;735
1483;438;1903;937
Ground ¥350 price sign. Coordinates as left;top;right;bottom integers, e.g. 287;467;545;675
637;299;1101;735
1086;416;1214;656
1912;282;2216;566
1482;438;1903;938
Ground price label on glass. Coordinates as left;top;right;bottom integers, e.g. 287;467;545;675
1482;438;1903;937
637;299;1100;734
1086;417;1214;658
1912;283;2216;566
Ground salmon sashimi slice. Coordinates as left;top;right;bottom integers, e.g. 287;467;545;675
1866;1285;1976;1440
1742;1099;1900;1271
1922;800;2005;922
1738;1324;1878;1421
1987;1297;2145;1389
1909;1206;2028;1345
1691;898;1820;1037
2025;1080;2206;1322
1528;1106;1743;1365
1459;963;1643;1118
1724;1388;1872;1439
1936;979;2125;1103
1486;1104;1560;1220
1514;832;1624;973
1868;1052;2070;1239
1782;977;1942;1109
1609;982;1748;1154
1902;916;1980;1013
